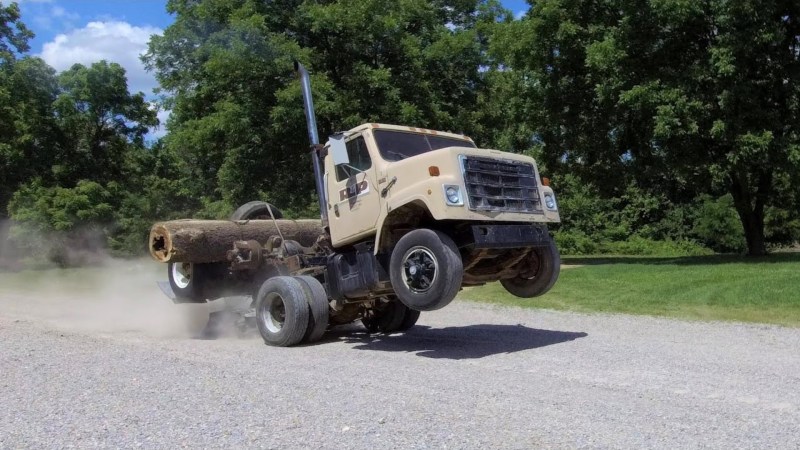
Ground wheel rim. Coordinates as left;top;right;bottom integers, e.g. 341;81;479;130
261;292;286;333
172;262;192;289
401;246;438;293
518;249;543;280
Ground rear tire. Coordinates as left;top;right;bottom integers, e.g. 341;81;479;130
230;201;283;220
168;262;209;303
362;301;413;334
294;275;330;343
389;229;463;311
255;276;309;347
398;308;421;332
500;238;561;298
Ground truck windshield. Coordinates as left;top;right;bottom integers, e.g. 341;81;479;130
374;130;476;161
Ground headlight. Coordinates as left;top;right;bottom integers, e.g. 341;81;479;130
544;193;557;210
443;185;463;206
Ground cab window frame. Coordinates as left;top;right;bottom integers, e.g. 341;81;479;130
335;135;373;182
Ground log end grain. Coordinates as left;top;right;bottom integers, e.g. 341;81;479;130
149;223;173;263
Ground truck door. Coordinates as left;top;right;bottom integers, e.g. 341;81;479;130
326;134;381;246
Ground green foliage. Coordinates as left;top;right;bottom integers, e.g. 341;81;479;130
690;194;746;253
143;0;507;215
494;0;800;255
52;61;157;186
0;1;32;63
597;237;712;257
1;14;167;264
8;180;116;266
0;56;60;217
551;173;745;256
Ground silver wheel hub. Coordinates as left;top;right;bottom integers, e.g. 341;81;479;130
172;262;192;289
401;246;438;294
263;293;286;333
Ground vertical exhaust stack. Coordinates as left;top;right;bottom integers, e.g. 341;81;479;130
294;61;328;226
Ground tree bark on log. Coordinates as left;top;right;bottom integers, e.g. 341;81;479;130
149;219;325;263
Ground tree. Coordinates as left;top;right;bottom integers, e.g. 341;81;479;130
52;61;157;186
0;57;60;218
143;0;506;217
494;0;800;255
143;0;310;215
0;4;57;219
0;1;32;63
8;61;160;263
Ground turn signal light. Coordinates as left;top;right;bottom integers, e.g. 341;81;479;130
429;166;440;176
541;177;550;186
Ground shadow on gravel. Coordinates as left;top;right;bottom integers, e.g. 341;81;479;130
333;324;587;359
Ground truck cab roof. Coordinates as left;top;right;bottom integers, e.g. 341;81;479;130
344;123;474;145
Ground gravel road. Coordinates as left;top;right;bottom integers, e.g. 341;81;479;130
1;262;799;449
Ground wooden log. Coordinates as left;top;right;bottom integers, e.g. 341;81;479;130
149;219;324;263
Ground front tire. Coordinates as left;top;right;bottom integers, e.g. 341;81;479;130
255;276;309;347
389;229;463;311
500;239;561;298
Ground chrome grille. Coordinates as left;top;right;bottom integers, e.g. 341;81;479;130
460;155;541;213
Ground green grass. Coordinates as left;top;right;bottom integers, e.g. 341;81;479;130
460;253;800;327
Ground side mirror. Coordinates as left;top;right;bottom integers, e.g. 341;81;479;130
329;133;349;166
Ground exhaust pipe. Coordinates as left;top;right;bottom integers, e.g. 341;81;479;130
294;61;328;226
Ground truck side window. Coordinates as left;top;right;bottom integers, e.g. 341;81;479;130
336;136;372;181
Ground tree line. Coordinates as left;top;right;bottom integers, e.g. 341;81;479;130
1;0;799;266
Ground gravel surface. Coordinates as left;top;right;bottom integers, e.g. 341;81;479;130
1;263;799;448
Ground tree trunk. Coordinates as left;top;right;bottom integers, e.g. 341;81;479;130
729;171;769;256
149;219;325;263
733;202;767;256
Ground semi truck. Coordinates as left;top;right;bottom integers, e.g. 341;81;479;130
148;62;561;346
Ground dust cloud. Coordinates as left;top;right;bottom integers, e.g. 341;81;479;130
0;258;216;338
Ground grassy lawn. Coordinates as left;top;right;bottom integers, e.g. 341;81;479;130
459;253;800;327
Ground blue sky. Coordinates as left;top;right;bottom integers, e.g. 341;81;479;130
12;0;530;135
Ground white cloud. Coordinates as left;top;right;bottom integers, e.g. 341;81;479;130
515;9;528;20
39;21;162;96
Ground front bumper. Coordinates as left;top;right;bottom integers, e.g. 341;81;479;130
467;224;551;249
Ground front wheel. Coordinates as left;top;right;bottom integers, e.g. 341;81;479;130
389;229;463;311
500;239;561;298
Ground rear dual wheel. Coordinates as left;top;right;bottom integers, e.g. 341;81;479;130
255;276;330;347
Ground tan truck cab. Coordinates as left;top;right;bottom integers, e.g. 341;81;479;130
321;123;561;311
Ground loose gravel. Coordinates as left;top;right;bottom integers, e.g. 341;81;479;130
1;263;799;448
